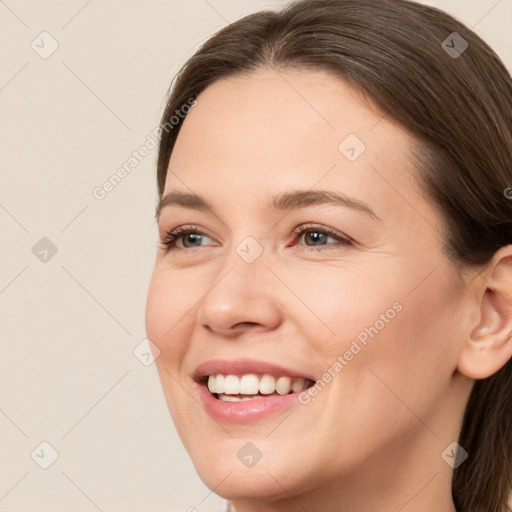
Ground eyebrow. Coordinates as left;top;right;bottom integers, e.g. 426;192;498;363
155;189;379;221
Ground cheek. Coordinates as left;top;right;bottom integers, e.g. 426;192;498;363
291;262;401;354
307;258;458;363
303;263;459;409
145;267;193;367
145;274;168;349
332;272;460;430
145;269;197;431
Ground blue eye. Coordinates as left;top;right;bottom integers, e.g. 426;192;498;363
159;223;352;252
160;226;214;250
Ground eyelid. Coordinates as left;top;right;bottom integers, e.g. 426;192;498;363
159;222;352;252
288;223;352;247
159;224;217;251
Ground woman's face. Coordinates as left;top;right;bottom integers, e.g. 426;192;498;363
145;68;472;504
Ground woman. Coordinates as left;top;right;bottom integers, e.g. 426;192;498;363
145;0;512;510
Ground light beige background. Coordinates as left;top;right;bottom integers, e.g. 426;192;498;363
0;1;511;510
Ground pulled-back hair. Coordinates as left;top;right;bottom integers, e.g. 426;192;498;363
155;1;512;510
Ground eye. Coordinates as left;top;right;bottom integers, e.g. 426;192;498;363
159;225;217;251
159;223;352;253
289;223;352;250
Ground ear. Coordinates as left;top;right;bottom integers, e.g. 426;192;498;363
457;245;512;380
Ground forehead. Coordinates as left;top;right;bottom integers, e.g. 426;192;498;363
164;67;422;220
172;68;383;164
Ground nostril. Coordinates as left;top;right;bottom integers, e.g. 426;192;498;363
233;322;260;329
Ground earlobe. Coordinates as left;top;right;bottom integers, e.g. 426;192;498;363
457;246;512;380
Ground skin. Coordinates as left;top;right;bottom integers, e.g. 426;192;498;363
145;68;512;512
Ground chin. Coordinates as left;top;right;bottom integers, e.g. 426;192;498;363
186;434;325;502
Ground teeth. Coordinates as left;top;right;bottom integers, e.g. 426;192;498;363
291;378;305;393
275;376;292;395
240;374;259;394
218;394;242;402
259;374;275;394
206;373;310;396
224;375;240;395
218;394;260;402
215;374;225;394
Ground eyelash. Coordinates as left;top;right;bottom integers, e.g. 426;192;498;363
159;223;352;253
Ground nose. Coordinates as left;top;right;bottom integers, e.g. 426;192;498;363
197;243;283;338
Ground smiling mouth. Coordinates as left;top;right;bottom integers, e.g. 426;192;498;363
200;373;315;402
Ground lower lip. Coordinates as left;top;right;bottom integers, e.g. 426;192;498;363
196;382;303;423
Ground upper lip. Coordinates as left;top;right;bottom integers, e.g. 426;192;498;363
194;358;316;382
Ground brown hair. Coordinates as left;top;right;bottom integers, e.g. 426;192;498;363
155;1;512;510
